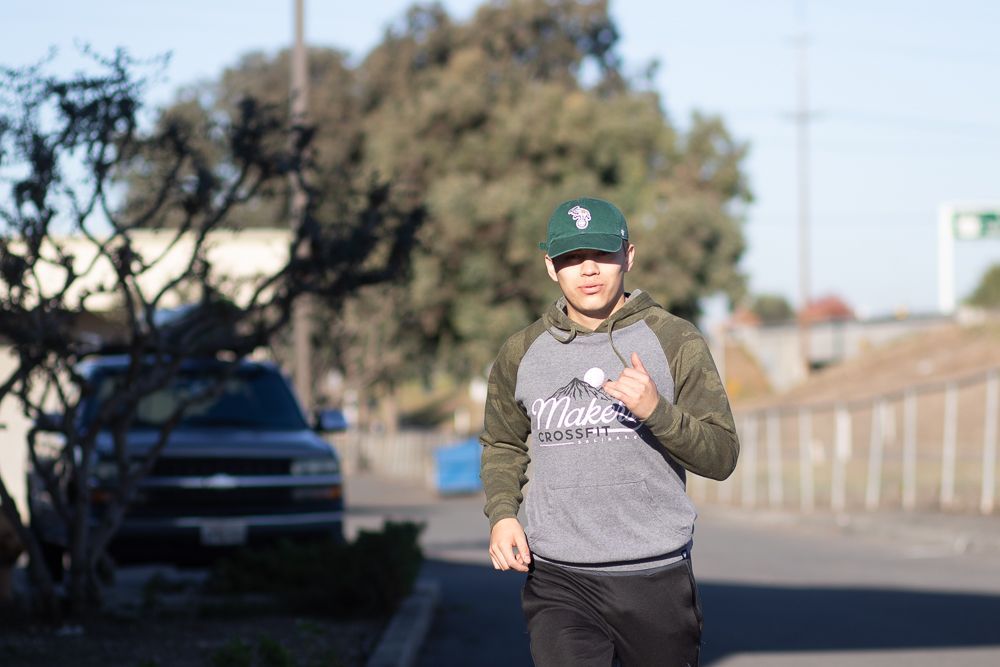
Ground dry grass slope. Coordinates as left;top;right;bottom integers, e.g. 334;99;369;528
743;320;1000;410
702;319;1000;513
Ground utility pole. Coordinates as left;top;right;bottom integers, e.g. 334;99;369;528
795;1;813;379
291;0;313;410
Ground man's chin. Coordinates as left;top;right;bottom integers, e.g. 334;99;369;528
575;294;623;315
570;302;616;322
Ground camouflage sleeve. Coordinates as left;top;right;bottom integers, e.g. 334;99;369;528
642;316;740;480
479;334;533;529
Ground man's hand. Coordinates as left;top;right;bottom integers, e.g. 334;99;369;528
603;352;660;421
489;517;531;572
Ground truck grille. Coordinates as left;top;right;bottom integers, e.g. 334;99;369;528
150;457;291;477
131;487;298;517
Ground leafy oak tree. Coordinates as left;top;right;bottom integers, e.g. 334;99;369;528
967;263;1000;309
750;293;795;324
131;0;752;418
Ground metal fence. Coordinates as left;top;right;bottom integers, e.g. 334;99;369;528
690;367;1000;514
332;368;1000;515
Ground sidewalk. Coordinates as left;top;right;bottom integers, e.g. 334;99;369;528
701;504;1000;558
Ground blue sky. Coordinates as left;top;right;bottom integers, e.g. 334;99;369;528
6;0;999;317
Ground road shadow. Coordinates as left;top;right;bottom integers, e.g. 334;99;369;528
415;557;1000;666
700;580;1000;664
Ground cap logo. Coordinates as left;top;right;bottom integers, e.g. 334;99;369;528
567;205;591;229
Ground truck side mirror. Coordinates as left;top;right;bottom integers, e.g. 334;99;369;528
314;408;347;433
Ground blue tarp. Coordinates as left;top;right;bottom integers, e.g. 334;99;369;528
433;437;483;494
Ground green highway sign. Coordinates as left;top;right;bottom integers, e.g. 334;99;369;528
952;209;1000;240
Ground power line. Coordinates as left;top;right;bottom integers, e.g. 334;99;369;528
706;107;1000;135
810;32;1000;65
820;109;1000;133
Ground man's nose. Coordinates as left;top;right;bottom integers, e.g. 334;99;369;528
581;259;599;275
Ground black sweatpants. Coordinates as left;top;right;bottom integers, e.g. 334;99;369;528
521;557;703;667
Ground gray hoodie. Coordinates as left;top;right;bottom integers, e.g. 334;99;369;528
480;290;739;571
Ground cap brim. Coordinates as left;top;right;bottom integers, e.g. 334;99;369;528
545;233;625;259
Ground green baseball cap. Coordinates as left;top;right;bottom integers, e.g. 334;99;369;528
539;197;629;258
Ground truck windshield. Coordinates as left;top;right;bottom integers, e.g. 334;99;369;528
83;366;309;431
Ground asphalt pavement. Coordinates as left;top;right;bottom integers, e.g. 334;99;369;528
343;472;531;667
691;507;1000;666
343;473;1000;667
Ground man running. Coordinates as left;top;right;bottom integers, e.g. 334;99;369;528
480;196;739;666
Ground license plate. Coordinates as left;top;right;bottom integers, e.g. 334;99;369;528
199;520;248;546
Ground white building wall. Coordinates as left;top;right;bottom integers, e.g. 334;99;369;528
0;229;292;310
0;346;29;515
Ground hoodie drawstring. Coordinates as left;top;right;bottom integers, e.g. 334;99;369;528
549;325;578;344
545;308;579;344
543;295;637;369
607;315;628;368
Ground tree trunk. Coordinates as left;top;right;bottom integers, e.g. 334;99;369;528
68;469;93;617
380;389;400;435
0;564;13;603
0;481;59;623
0;513;23;579
0;514;18;604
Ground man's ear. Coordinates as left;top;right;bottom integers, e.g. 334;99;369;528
624;243;636;272
544;254;559;282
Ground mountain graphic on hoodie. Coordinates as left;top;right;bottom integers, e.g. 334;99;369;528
548;377;613;401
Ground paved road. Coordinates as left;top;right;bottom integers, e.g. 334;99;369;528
344;473;1000;666
344;473;532;666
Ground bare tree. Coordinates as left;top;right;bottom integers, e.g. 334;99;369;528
0;51;423;619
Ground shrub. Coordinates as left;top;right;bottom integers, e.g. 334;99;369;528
256;636;294;667
206;522;423;617
211;639;254;667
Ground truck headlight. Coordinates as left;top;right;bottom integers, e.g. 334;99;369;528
290;458;340;476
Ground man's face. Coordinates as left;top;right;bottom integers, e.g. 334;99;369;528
544;243;635;328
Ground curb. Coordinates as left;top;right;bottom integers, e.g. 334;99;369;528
367;579;440;667
830;511;1000;555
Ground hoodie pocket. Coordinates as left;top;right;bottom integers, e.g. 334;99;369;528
529;479;693;564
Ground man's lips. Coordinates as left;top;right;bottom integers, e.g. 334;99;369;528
579;284;603;295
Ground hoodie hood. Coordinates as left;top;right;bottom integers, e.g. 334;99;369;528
542;289;661;366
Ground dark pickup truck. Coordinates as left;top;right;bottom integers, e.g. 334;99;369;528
28;356;346;573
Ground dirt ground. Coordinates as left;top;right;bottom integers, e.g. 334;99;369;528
0;566;387;667
0;612;383;667
741;319;1000;409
